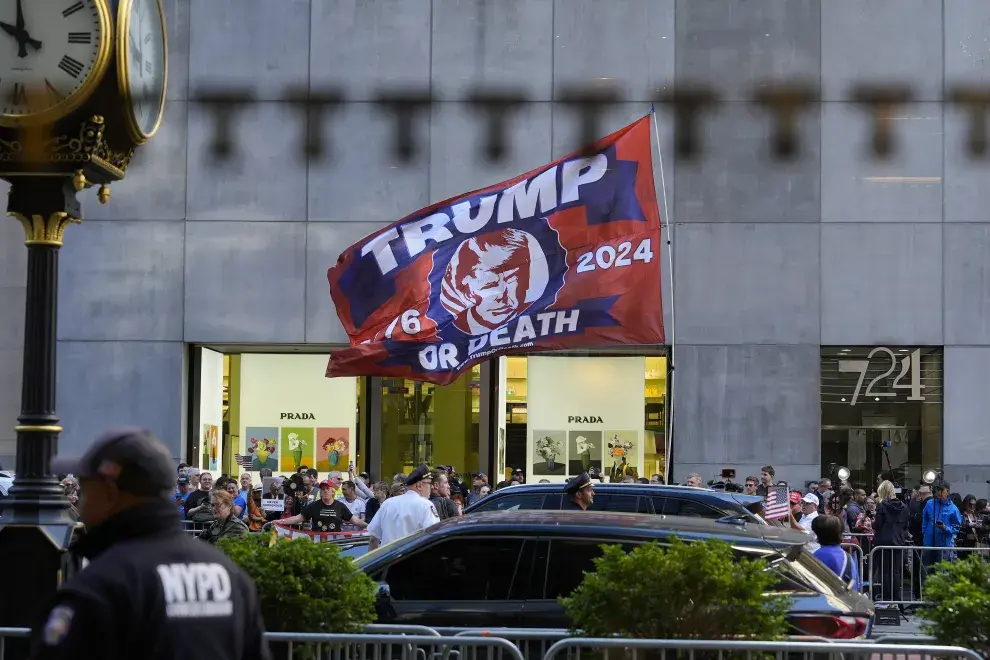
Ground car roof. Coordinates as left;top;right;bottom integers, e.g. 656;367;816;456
425;510;807;549
466;482;763;507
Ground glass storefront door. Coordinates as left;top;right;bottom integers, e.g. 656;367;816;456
378;366;481;481
820;347;943;488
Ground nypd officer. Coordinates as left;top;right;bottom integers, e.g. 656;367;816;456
30;427;269;660
367;464;440;550
563;472;595;511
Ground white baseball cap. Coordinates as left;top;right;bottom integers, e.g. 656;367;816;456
801;493;819;505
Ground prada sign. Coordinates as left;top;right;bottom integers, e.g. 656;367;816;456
568;415;604;424
280;413;316;420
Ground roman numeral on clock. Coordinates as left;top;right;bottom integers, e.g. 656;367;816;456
58;55;84;78
45;79;63;102
145;61;153;75
68;32;92;44
11;83;27;106
62;2;84;17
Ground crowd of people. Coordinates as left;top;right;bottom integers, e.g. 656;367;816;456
725;465;990;604
166;462;506;545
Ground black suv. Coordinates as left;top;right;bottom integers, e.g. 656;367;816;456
355;511;874;638
463;482;767;524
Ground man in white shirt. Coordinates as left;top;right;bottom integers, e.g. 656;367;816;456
798;493;821;552
367;464;440;550
340;480;367;520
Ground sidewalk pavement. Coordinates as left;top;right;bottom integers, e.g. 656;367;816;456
870;611;932;640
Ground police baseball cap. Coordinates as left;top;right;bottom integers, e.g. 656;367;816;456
51;427;175;498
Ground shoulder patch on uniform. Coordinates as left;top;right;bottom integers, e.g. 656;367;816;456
43;605;75;646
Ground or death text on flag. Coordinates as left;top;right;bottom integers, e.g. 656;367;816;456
325;115;665;385
763;485;791;520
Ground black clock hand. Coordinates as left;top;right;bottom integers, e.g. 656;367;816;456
8;0;42;58
130;32;143;68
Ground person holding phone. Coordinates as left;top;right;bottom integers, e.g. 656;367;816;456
922;484;962;566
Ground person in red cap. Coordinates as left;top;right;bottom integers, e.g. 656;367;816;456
269;479;367;534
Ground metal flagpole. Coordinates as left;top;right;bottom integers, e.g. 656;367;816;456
651;105;676;483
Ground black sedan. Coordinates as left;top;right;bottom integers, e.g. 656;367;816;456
463;482;768;524
353;511;874;639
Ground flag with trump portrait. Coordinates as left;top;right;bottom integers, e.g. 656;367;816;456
326;115;665;385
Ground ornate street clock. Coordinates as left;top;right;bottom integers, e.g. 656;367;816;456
0;0;171;636
0;0;113;126
0;0;169;200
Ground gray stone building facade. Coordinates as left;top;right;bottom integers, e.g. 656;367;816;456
2;0;989;496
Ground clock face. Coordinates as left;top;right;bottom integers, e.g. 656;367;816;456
0;0;109;122
121;0;165;139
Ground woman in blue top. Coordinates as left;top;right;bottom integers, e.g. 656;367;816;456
812;514;860;591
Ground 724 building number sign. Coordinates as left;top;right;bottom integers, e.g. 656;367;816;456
838;347;925;406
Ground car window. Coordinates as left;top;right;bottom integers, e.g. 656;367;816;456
543;539;638;600
385;538;525;600
662;497;725;519
475;493;546;512
588;494;648;513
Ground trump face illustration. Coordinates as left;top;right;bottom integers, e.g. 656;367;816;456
440;227;550;335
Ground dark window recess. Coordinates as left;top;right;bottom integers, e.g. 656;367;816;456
386;538;524;601
543;540;638;600
544;494;562;510
661;497;723;519
588;494;646;513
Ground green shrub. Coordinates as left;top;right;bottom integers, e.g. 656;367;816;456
922;555;990;657
217;534;377;634
560;538;790;640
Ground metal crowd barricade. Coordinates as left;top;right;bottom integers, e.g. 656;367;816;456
0;627;30;660
841;541;866;592
867;544;990;606
180;520;212;535
452;628;572;660
263;632;524;660
542;638;984;660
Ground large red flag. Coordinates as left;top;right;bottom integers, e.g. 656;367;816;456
326;115;664;385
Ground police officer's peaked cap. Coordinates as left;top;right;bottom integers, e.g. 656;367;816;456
564;472;593;495
52;426;175;498
405;464;433;486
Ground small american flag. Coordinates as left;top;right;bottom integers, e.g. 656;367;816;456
234;454;254;470
763;485;790;520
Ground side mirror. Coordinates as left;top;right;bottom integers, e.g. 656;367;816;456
374;582;396;621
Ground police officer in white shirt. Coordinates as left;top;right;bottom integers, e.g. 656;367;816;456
367;464;440;550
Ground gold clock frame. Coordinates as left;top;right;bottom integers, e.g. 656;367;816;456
116;0;168;145
0;0;114;128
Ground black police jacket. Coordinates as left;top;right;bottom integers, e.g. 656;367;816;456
29;501;270;660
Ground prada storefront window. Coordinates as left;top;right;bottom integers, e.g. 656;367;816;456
193;351;366;479
379;365;481;480
502;351;668;484
820;347;943;489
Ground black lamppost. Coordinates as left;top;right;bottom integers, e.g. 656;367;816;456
0;0;168;646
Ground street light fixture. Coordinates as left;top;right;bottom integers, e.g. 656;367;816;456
836;466;851;482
